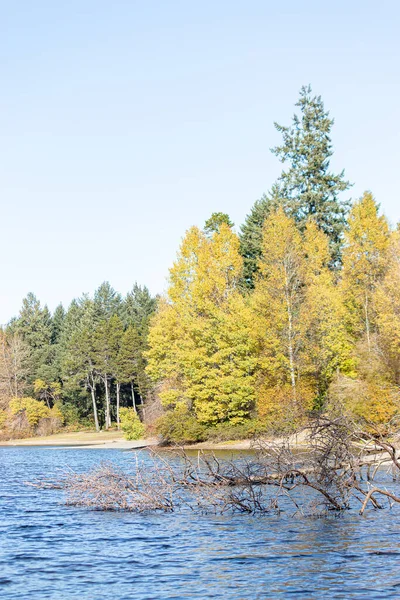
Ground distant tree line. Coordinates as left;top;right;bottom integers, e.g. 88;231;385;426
0;283;156;434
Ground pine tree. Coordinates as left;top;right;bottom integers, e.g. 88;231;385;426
121;283;156;332
271;85;351;263
51;304;66;344
93;314;123;428
93;282;122;321
62;323;100;431
204;212;234;236
10;293;53;385
239;195;272;288
117;326;143;412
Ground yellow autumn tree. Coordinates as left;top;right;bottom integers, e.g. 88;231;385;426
251;211;355;426
374;230;400;383
146;224;257;425
251;209;307;425
301;220;355;403
331;193;397;427
341;192;390;350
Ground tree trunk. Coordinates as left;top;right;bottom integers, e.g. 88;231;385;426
131;382;137;414
285;278;297;403
116;382;120;430
91;385;100;432
104;375;111;429
365;292;371;352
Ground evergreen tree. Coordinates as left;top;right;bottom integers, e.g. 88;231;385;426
271;85;351;263
122;283;156;331
204;212;234;236
62;323;100;431
93;282;122;321
10;293;53;385
117;326;143;412
12;293;52;350
93;314;124;428
239;195;272;288
51;304;65;344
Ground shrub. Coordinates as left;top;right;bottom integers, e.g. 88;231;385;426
9;397;50;427
328;376;400;433
156;405;207;444
205;419;266;442
8;397;63;436
56;402;81;427
120;408;145;440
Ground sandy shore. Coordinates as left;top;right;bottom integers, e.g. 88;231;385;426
0;430;159;450
0;429;310;451
0;430;259;450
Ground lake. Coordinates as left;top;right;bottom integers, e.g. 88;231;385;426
1;447;400;599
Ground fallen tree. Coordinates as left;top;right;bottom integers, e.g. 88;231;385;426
28;414;400;516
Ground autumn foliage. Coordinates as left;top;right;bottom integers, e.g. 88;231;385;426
147;193;400;436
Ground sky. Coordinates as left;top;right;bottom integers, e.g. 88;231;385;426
1;0;399;324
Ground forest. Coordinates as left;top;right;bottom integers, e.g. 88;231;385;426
1;85;399;443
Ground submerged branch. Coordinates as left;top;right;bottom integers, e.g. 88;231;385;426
28;416;400;516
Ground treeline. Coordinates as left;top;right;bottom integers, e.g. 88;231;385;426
0;283;156;437
1;85;399;442
150;193;398;442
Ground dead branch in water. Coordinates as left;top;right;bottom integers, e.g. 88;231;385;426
28;415;400;516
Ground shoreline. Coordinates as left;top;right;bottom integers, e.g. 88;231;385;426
0;429;309;451
0;431;253;450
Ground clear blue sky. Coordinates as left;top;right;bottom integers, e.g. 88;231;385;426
1;0;399;323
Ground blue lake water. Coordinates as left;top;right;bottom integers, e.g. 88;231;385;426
1;447;400;599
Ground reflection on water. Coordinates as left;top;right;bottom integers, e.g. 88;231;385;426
1;447;400;599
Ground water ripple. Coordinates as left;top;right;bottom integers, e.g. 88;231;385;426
1;447;400;599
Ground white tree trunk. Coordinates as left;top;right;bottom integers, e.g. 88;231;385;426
285;276;297;403
104;375;111;429
91;385;100;432
116;382;120;430
131;382;137;414
365;293;371;352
